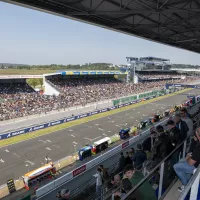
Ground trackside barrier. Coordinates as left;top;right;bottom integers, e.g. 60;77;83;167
0;89;190;198
112;89;166;106
119;114;200;200
0;97;152;140
36;103;200;198
0;87;183;140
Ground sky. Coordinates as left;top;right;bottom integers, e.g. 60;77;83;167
1;2;200;65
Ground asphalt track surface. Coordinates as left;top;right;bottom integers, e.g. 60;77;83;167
0;89;199;189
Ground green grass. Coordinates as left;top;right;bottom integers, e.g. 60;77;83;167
0;69;56;75
0;88;192;147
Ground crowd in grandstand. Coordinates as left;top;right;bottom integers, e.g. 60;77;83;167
138;74;182;80
0;76;199;121
91;106;200;200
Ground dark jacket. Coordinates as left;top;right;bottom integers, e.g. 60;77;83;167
142;137;152;152
189;139;199;153
152;132;170;160
132;150;147;170
118;155;125;171
176;120;189;141
168;126;181;151
125;155;133;166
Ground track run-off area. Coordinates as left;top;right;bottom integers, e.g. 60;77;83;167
0;88;198;187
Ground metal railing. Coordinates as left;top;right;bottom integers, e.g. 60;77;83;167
68;109;200;200
117;113;200;200
100;112;200;200
35;103;199;199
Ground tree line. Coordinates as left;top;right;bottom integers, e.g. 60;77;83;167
27;78;43;89
0;63;119;70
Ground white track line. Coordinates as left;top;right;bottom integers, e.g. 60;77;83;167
0;91;187;149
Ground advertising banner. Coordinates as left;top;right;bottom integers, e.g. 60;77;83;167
0;92;160;141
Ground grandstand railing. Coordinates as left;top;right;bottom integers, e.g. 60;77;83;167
35;100;198;198
114;114;200;200
69;110;200;200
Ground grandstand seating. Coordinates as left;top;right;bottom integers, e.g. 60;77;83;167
0;75;199;121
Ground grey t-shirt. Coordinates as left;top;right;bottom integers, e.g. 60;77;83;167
182;117;193;137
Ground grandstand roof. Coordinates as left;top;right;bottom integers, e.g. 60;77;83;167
4;0;200;53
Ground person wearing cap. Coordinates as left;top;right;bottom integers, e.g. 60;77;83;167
174;113;189;142
180;107;193;138
131;144;147;170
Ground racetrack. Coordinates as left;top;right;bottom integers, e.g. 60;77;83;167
0;89;199;186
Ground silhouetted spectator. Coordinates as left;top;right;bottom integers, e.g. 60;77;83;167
151;125;170;167
125;152;132;166
117;152;125;173
132;144;147;170
174;113;189;141
180;107;193;138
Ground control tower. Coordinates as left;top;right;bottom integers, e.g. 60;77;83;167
126;57;139;83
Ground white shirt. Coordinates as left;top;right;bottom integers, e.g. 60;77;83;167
93;172;103;186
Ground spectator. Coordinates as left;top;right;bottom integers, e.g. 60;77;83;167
166;120;181;150
132;144;147;170
113;178;132;200
189;135;198;153
111;174;121;189
125;152;132;166
117;152;125;173
0;76;198;121
93;168;104;200
142;137;152;152
131;148;135;154
166;119;182;169
174;113;189;141
151;125;170;167
180;107;193;138
99;165;110;189
123;164;157;200
99;165;109;179
174;127;200;192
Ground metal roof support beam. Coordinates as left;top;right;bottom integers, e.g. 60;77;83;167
159;0;172;9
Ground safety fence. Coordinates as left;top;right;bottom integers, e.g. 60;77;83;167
0;88;173;140
64;109;200;200
0;88;189;199
112;88;178;106
114;115;200;200
36;103;200;199
36;116;170;198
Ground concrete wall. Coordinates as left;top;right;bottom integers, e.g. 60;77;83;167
43;79;60;96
